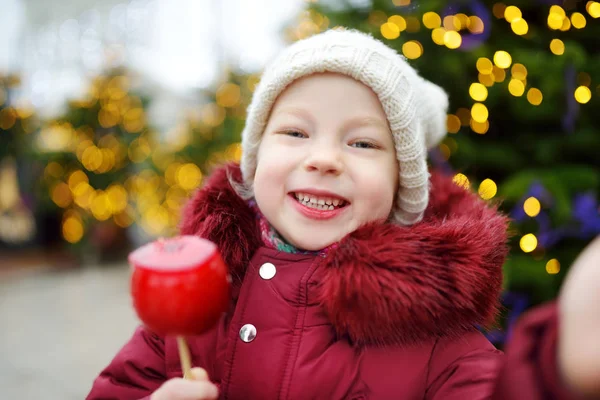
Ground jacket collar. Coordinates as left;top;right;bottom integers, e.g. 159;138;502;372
180;163;509;346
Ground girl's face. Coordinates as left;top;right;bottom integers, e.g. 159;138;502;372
253;73;399;251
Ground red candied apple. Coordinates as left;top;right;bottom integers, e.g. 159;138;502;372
129;235;231;337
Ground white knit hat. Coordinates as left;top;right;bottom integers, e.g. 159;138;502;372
240;28;449;225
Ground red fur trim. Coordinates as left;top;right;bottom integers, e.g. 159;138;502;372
179;164;261;286
180;165;509;346
318;170;509;346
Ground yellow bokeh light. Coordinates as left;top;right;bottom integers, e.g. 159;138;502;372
478;73;495;87
589;2;600;18
547;9;564;30
493;66;507;83
107;185;128;213
546;259;561;274
381;22;400;39
470;119;489;134
469;83;488;101
431;28;446;45
201;103;226;127
216;83;241;108
68;170;89;191
123;108;145;133
423;12;441;29
511;18;529;35
224;142;243;162
520;233;538;253
98;105;120;128
247;75;260;92
571;12;587;28
455;13;470;30
91;191;112;221
508;79;525;97
468;16;485;34
550;5;566;18
471;103;489;123
114;209;134;228
128;138;151;163
446;114;461;133
0;108;17;130
444;30;462;49
504;6;522;23
177;163;203;191
524;196;541;217
453;173;470;189
392;0;410;6
478;179;497;200
402;40;423;59
560;17;571;31
82;146;103;171
511;63;528;80
575;86;592;103
527;88;543;106
493;51;512;68
477;57;494;74
550;38;565;55
51;182;72;208
63;216;84;244
443;15;461;31
389;15;407;31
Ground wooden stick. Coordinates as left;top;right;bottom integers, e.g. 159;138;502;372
177;336;192;379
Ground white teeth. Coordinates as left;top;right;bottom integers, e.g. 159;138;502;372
293;192;346;210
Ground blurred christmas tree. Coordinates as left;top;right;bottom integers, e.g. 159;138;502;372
127;71;252;242
31;68;249;259
0;74;38;248
298;0;600;342
32;68;158;260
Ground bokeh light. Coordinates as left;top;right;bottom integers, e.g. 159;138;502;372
524;197;541;217
478;179;497;200
453;173;470;189
575;86;592;103
546;259;561;274
520;233;538;253
493;51;512;68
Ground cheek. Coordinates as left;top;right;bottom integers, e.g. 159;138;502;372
356;165;397;220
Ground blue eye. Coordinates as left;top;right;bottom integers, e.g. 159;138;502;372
351;141;377;149
283;130;306;138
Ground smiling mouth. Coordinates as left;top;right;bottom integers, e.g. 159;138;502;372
291;192;349;211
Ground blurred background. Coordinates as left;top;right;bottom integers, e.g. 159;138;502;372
1;0;599;398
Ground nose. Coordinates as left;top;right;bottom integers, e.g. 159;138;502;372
303;143;344;176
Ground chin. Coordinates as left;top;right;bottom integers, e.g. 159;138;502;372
287;232;340;252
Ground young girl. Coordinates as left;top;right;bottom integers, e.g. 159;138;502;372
88;29;599;399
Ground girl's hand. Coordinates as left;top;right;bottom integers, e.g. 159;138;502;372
151;368;219;400
558;236;600;398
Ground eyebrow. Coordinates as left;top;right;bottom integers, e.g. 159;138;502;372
272;107;390;133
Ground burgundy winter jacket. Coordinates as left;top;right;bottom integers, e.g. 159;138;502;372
87;164;576;399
